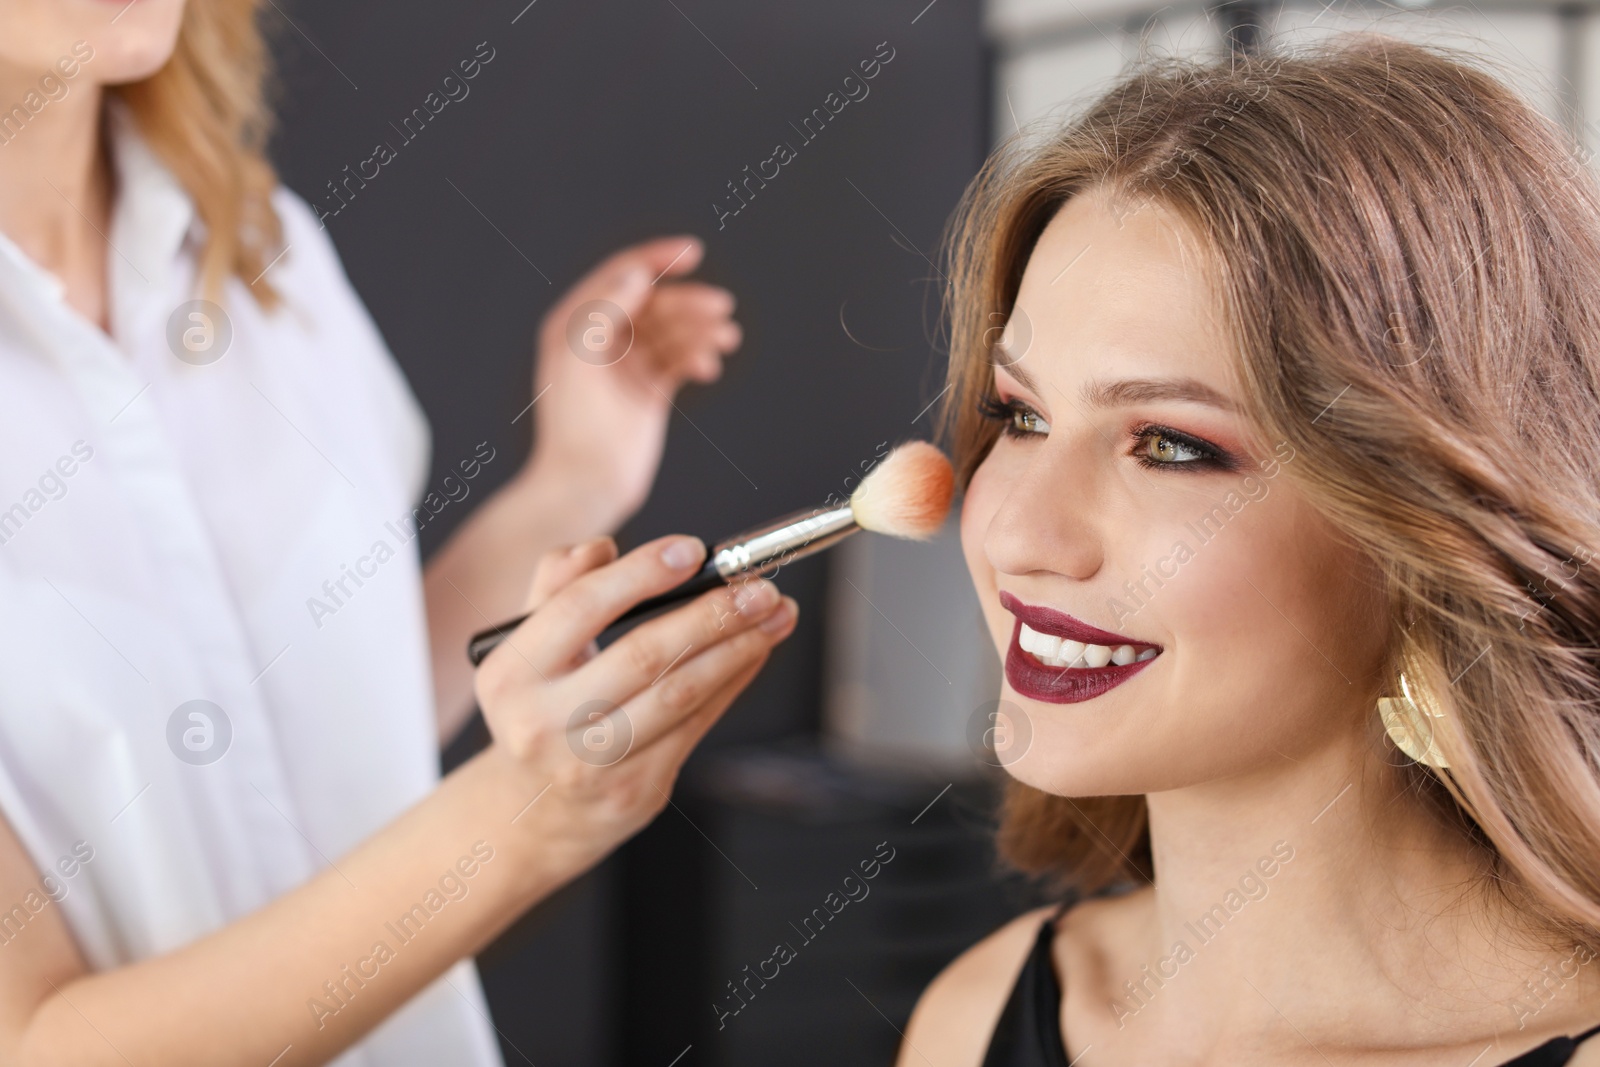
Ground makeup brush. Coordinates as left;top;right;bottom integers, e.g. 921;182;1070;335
466;439;954;666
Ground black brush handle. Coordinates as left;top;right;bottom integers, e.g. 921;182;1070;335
466;545;728;666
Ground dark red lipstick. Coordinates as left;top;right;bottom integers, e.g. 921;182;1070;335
998;591;1161;705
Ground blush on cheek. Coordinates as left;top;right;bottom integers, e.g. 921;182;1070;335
1155;518;1275;656
959;464;1007;649
959;491;984;583
1168;498;1379;694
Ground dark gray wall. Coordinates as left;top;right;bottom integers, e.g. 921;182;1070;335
267;2;989;1062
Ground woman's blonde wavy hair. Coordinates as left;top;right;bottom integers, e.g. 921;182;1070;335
937;35;1600;950
113;0;282;308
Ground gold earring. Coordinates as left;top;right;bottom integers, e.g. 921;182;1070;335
1377;668;1449;769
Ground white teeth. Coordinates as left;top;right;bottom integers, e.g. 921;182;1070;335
1018;623;1062;659
1020;623;1159;669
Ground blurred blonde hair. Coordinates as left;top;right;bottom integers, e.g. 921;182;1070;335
938;36;1600;949
113;0;282;307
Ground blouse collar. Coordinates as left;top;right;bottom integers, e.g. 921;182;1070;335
105;94;201;286
0;94;200;322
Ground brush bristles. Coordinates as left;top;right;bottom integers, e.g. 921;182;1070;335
849;440;954;541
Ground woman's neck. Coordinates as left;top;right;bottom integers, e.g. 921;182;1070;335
1128;741;1596;1046
0;68;112;331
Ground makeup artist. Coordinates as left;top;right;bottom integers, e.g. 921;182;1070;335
0;2;797;1065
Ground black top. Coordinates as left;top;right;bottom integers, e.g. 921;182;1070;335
981;904;1600;1066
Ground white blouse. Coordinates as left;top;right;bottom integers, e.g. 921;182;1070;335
0;103;502;1066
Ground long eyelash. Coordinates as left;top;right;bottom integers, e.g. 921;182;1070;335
976;393;1236;472
975;393;1039;439
1129;421;1236;472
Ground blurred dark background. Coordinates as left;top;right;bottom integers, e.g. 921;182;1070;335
267;2;1040;1063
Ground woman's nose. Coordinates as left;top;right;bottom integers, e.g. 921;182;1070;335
982;434;1106;582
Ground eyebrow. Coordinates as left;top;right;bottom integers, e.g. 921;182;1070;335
997;360;1240;413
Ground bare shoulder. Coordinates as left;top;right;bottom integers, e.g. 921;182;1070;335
894;905;1058;1067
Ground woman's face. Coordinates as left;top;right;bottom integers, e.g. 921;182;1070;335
961;184;1390;797
0;0;185;88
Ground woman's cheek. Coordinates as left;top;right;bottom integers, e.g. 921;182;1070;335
1152;489;1372;686
1150;504;1276;648
960;455;1009;651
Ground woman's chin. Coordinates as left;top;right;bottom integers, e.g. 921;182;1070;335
991;711;1201;798
996;735;1134;796
95;45;180;85
984;685;1152;792
83;13;185;85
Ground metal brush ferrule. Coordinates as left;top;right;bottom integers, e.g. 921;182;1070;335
710;504;858;579
466;501;861;666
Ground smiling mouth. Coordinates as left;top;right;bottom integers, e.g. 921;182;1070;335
1003;620;1161;703
1017;620;1160;669
998;591;1163;704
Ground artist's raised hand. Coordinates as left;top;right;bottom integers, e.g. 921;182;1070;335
426;237;741;739
473;533;796;869
527;236;741;531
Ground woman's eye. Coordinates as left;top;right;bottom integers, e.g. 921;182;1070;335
1010;407;1049;435
978;394;1230;472
1132;425;1224;470
976;394;1050;438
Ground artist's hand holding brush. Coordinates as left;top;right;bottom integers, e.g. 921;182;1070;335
0;534;795;1067
474;532;797;868
425;235;741;747
0;428;939;1065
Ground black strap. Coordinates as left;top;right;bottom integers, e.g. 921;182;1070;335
981;908;1599;1067
1483;1019;1600;1066
980;905;1071;1067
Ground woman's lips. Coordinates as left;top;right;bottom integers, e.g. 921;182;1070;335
1003;617;1158;704
997;590;1155;648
